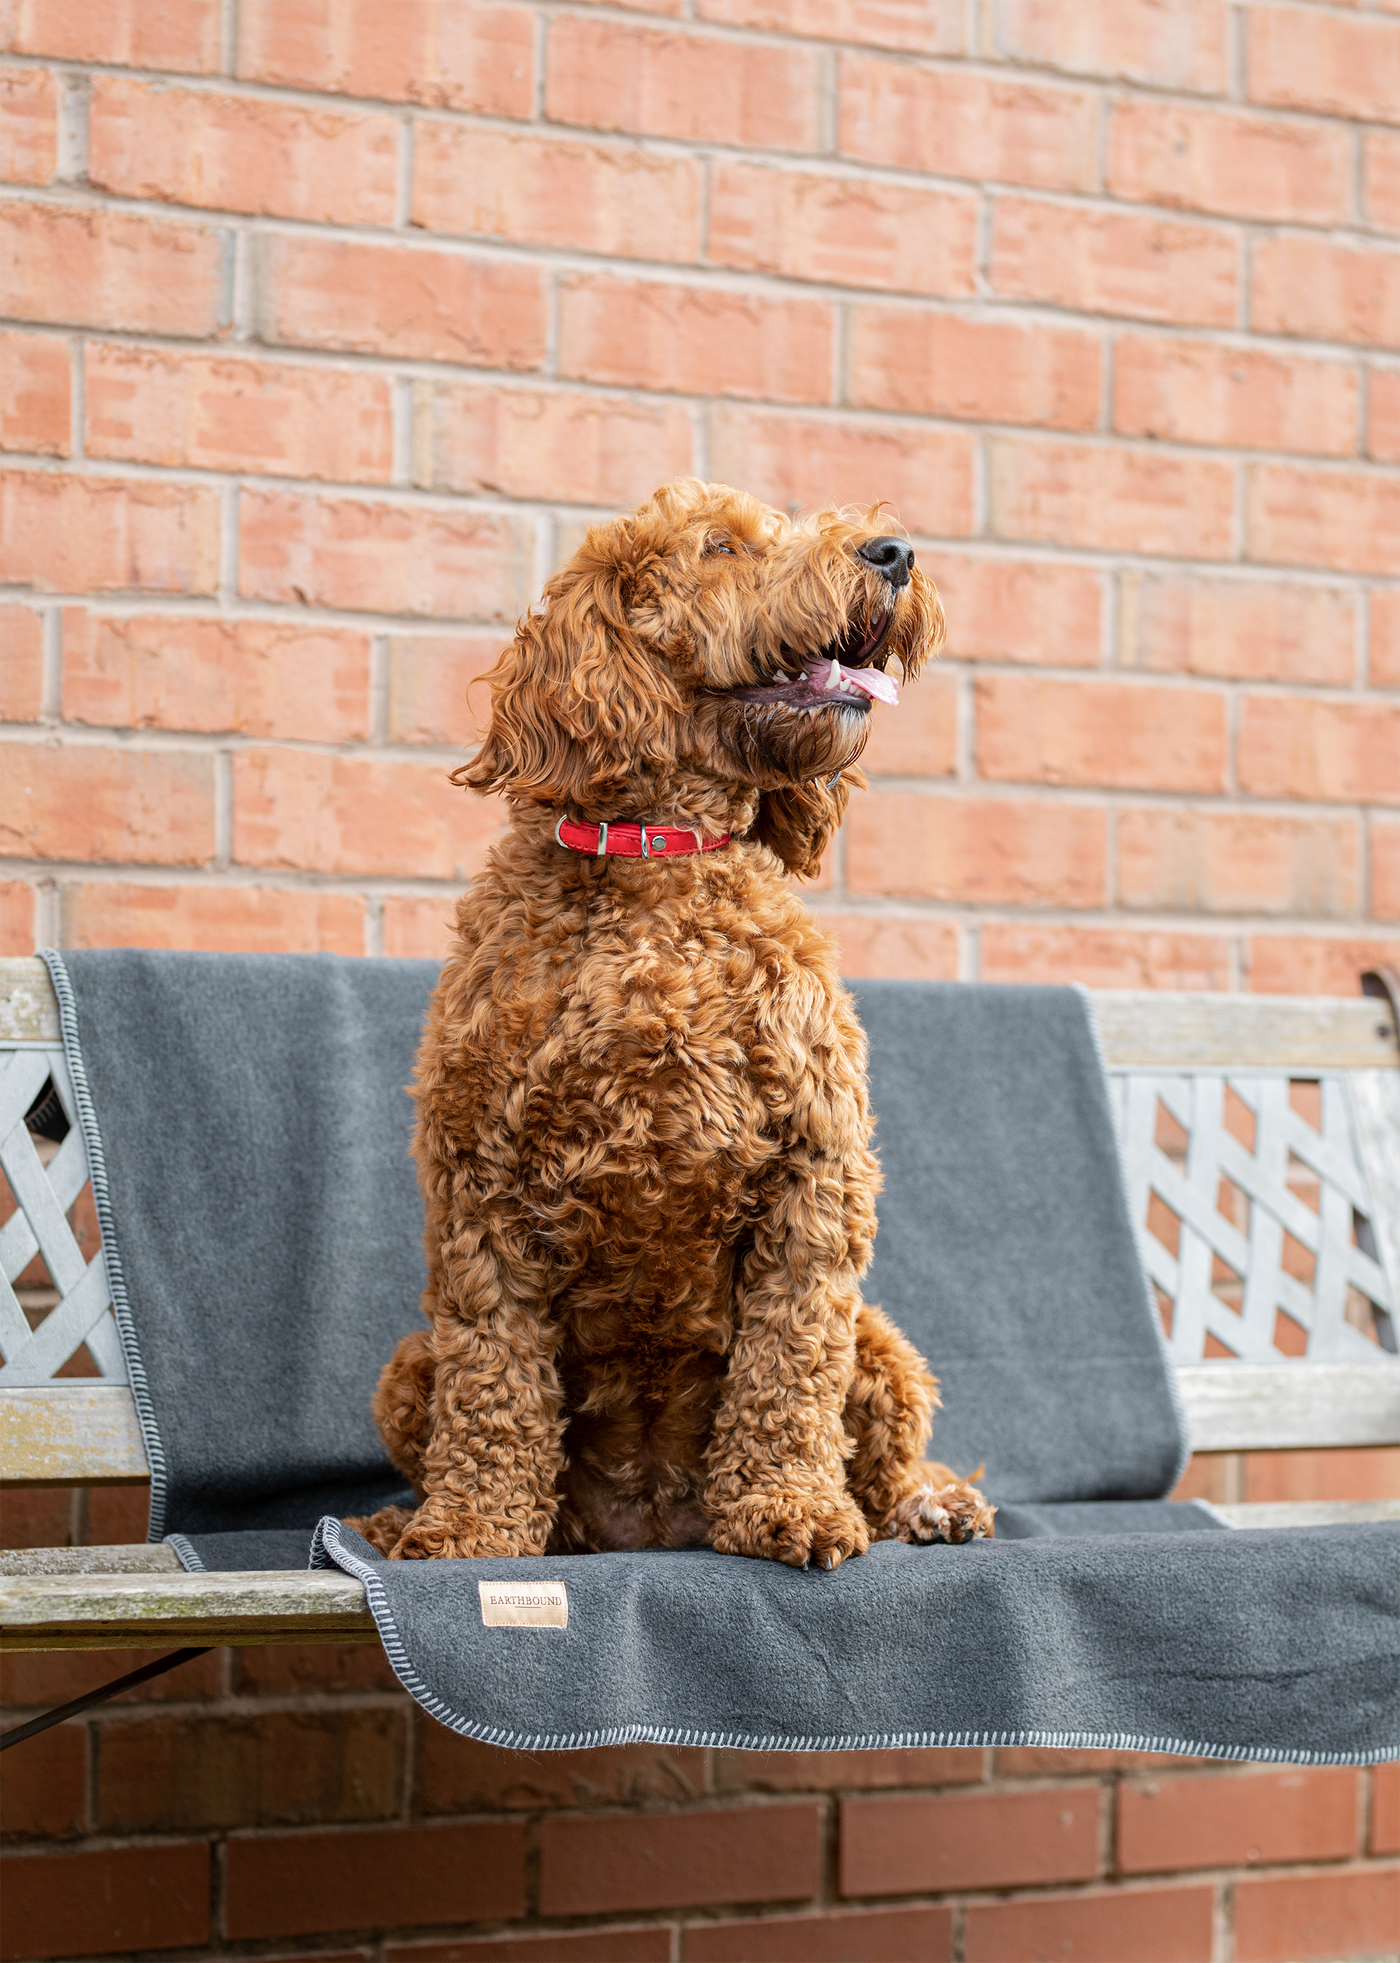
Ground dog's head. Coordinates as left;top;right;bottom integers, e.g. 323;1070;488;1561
458;479;944;875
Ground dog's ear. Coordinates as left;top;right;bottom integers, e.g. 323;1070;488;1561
752;767;864;880
455;527;681;810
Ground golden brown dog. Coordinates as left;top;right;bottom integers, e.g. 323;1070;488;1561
350;480;993;1567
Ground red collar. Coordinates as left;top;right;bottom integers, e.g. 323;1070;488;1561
555;816;731;859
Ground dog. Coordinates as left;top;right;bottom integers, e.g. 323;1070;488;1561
350;480;994;1567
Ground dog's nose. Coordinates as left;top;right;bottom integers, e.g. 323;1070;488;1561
855;535;915;589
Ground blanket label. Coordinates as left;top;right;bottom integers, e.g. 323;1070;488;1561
478;1579;569;1628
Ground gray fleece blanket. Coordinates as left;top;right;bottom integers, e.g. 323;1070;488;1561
44;950;1400;1762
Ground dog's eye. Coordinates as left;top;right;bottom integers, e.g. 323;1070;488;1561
708;540;737;557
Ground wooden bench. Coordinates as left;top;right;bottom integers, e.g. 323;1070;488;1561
3;956;1398;1658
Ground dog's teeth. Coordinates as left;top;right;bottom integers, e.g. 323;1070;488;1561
827;658;841;691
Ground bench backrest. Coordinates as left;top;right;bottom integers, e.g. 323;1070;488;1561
2;959;1397;1488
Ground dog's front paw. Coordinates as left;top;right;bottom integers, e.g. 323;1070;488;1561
388;1503;532;1561
344;1505;415;1555
710;1492;870;1570
890;1479;995;1546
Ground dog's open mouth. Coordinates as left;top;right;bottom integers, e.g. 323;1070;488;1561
724;610;897;713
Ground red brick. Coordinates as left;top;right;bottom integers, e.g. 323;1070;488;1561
981;926;1231;990
1374;1763;1400;1854
233;748;506;879
1239;695;1400;804
239;489;533;620
0;1;220;71
839;57;1095;191
0;1718;84;1837
84;1486;151;1542
0;61;56;184
64;610;371;740
991;198;1239;328
1375;819;1400;922
1368;369;1400;465
88;78;398;224
0;202;225;335
1108;101;1349;226
235;1643;400;1694
558;275;833;405
1367;132;1400;234
998;1747;1213;1776
1120;1766;1358;1873
1235;1866;1400;1962
0;601;44;719
0;1842;210;1960
87;344;391;484
989;440;1236;559
0;328;69;454
0;470;220;597
1375;590;1400;689
388;631;499;746
797;918;950;981
412;122;702;262
714;1747;982;1792
1119;810;1360;918
1242;1447;1400;1505
224;1821;525;1939
1121;572;1357;686
977;676;1227;793
1248;934;1400;994
60;883;366;955
841;1786;1100;1896
416;382;693;507
237;0;535;118
710;162;977;299
1252;236;1400;351
1247;7;1400;126
931;554;1104;668
859;665;958;776
992;0;1228;92
848;310;1100;430
0;742;215;864
261;234;547;369
698;0;964;56
687;1904;954;1963
0;1485;73;1551
419;1732;708;1814
540;1803;822;1915
1114;336;1358;456
964;1884;1214;1963
1248;461;1400;573
0;877;36;954
708;409;975;539
383;895;462;958
548;17;819;151
387;1931;668;1963
847;794;1106;906
96;1706;406;1832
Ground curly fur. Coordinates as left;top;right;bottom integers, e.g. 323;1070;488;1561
349;481;993;1566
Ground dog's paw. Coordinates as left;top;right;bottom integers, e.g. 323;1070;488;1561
344;1505;414;1556
890;1480;995;1546
709;1492;870;1570
388;1505;530;1561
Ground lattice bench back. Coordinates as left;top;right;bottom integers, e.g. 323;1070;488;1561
3;961;1398;1485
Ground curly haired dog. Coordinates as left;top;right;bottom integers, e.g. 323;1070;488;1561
351;480;994;1568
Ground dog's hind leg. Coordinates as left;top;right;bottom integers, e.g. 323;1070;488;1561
844;1304;994;1544
343;1326;435;1551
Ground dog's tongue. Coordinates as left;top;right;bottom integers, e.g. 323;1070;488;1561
804;654;899;706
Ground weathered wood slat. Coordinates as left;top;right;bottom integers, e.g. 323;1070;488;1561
1210;1500;1400;1530
0;1543;180;1577
0;1567;376;1649
1092;990;1399;1070
0;958;59;1044
2;1385;151;1485
1178;1362;1400;1451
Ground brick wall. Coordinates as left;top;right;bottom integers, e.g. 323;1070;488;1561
3;1;1399;1958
